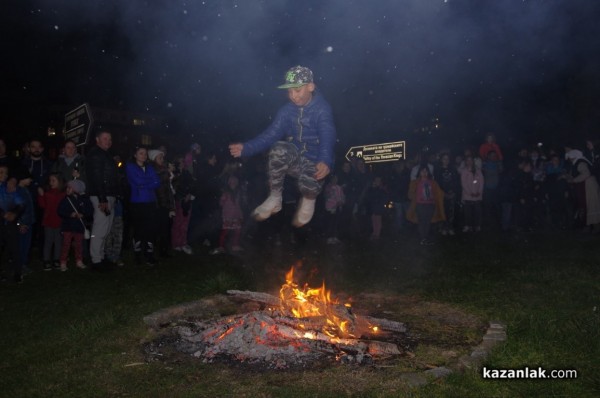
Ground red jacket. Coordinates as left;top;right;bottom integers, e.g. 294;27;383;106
479;142;503;160
38;188;66;228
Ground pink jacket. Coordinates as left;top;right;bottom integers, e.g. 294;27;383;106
220;191;243;222
460;168;484;201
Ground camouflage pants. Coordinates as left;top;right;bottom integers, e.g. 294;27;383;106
268;141;322;199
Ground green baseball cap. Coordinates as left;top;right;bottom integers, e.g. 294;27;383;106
277;65;314;89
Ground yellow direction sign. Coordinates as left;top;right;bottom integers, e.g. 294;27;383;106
345;141;406;163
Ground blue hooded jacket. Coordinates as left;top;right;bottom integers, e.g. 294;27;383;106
241;92;336;168
125;162;160;204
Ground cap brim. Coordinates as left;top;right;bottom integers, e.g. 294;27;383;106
277;82;308;89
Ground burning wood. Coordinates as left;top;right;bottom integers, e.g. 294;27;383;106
170;267;408;368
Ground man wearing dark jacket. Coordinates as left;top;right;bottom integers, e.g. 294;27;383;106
85;130;119;270
229;65;336;227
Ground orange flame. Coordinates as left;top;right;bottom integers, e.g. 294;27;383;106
279;266;352;338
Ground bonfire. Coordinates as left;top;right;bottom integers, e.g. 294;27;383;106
172;266;407;368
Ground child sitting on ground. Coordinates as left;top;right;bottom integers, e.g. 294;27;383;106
57;180;93;271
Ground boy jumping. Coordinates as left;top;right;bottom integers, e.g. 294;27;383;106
229;65;336;227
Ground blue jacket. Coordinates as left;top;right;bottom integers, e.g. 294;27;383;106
241;93;337;168
58;194;93;233
125;162;160;204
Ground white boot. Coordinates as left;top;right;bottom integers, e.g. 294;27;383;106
292;197;316;227
252;193;282;221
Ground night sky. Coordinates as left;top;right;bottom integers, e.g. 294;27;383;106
4;0;600;154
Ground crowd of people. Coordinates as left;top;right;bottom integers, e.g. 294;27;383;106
2;64;600;284
1;131;599;285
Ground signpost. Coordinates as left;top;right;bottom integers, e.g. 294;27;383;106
345;140;406;163
64;103;94;146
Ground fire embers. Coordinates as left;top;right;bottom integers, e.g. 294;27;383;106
170;267;407;369
174;309;403;369
176;312;330;369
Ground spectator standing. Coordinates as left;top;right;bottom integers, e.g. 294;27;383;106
85;131;119;271
171;155;195;255
565;149;600;229
37;173;65;271
324;174;345;244
388;160;411;233
407;166;445;245
481;150;503;229
13;170;35;275
515;162;535;232
460;156;484;232
544;154;569;229
1;166;24;282
22;139;53;195
435;153;460;235
125;147;160;265
22;139;53;253
149;149;175;258
211;174;244;254
52;139;86;185
191;151;221;247
366;176;388;241
584;139;600;178
409;152;435;181
479;133;504;161
57;180;93;271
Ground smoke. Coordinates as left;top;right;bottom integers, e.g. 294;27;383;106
17;0;600;149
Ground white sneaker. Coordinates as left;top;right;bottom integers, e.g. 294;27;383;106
182;245;193;255
462;226;471;233
292;197;316;227
252;194;282;221
448;229;455;236
173;246;183;252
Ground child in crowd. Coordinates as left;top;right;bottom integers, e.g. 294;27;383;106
149;149;176;258
366;176;388;241
172;155;195;255
57;180;93;271
407;166;445;245
324;174;345;244
435;153;459;235
211;174;244;254
460;156;484;232
37;173;65;270
13;170;35;276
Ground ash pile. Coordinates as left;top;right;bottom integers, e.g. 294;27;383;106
146;289;409;370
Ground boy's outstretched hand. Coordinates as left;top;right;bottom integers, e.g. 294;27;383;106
229;143;243;158
314;162;330;180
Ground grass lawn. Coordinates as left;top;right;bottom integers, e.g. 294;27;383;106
1;229;599;397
